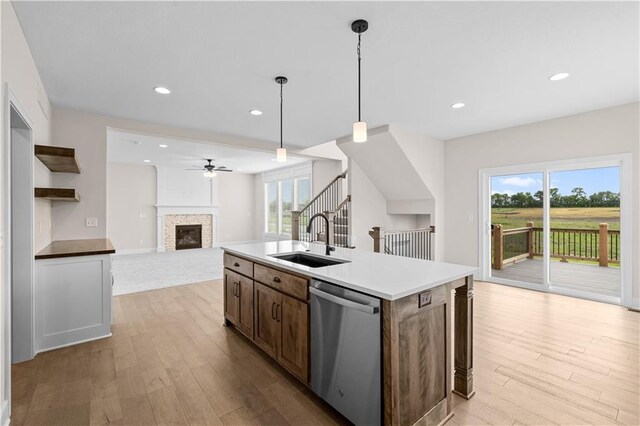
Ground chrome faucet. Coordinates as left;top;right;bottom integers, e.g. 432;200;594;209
306;213;336;256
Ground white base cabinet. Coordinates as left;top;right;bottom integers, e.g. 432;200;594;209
35;254;112;352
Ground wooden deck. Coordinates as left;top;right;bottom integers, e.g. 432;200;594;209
492;259;620;297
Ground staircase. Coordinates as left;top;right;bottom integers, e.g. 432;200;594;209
291;171;352;248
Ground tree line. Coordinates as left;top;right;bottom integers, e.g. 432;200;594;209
492;188;620;208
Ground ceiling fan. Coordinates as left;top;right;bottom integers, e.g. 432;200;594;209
186;159;233;177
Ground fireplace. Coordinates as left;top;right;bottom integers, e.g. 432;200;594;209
175;224;202;250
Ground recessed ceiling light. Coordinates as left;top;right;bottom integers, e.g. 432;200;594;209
154;86;171;94
451;102;465;109
549;72;570;81
143;160;151;163
158;144;168;148
249;109;263;116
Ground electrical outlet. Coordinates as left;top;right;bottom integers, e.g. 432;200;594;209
418;291;432;308
85;217;98;227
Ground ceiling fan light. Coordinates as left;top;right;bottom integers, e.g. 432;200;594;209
353;121;367;143
276;148;287;163
203;170;217;178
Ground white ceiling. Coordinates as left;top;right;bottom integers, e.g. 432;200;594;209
107;129;309;174
14;1;639;146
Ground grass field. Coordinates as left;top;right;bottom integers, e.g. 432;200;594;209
491;207;620;230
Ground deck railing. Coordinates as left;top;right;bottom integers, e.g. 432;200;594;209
369;226;435;260
492;222;619;269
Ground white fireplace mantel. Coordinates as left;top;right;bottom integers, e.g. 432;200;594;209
156;205;219;252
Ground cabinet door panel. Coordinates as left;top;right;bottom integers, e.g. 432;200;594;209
224;269;239;324
278;293;309;383
237;275;254;339
254;283;280;358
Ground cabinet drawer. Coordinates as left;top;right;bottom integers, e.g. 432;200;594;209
254;264;308;301
224;253;253;278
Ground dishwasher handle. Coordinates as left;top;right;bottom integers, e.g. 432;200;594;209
310;286;379;314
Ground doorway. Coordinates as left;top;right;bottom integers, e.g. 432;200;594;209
3;90;35;369
480;155;631;305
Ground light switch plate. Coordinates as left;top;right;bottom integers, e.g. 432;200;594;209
86;217;98;227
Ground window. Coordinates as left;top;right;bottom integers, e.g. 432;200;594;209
266;182;278;234
264;168;311;235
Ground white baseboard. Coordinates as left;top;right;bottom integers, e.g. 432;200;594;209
628;297;640;311
1;400;10;426
112;248;156;256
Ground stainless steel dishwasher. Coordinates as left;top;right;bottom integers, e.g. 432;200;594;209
310;279;381;426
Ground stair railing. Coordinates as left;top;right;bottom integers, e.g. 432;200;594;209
291;170;348;245
369;226;435;260
331;195;351;248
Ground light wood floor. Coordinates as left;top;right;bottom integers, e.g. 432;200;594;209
10;280;640;425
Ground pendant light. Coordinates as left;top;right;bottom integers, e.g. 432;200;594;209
275;76;288;162
352;19;369;143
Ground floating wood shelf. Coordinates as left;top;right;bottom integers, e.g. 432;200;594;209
35;188;80;202
35;145;80;173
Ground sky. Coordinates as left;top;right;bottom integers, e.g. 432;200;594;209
491;167;620;196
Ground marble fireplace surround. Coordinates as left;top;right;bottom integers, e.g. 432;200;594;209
156;206;218;252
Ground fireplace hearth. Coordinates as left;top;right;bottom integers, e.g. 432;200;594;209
175;224;202;250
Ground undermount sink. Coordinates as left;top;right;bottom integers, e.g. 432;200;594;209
270;252;350;268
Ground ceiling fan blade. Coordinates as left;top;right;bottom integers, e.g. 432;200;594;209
216;169;233;172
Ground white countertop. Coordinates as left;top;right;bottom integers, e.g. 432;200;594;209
221;241;477;300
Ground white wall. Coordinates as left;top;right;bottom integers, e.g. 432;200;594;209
349;160;418;251
217;172;256;243
106;163;156;252
312;159;343;196
2;1;52;252
156;166;216;207
51;107;287;242
444;103;640;306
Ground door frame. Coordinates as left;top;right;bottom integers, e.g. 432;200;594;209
2;84;36;422
478;153;633;306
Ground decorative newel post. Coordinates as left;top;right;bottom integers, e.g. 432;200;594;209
371;226;385;253
493;224;503;270
454;275;475;400
291;210;301;241
599;223;609;267
526;221;534;259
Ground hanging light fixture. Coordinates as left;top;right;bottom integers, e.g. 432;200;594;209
352;19;369;143
275;76;288;162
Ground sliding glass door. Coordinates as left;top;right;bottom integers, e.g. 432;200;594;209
482;157;627;304
490;172;544;285
548;167;621;298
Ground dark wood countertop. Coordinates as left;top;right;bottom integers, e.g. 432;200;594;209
35;238;116;260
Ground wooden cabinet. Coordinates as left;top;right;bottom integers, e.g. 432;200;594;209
223;252;309;384
278;293;309;383
254;283;280;358
224;269;253;339
253;282;309;383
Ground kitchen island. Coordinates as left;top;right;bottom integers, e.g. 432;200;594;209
221;240;477;426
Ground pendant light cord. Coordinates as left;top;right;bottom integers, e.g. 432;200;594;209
357;33;362;122
279;81;283;149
